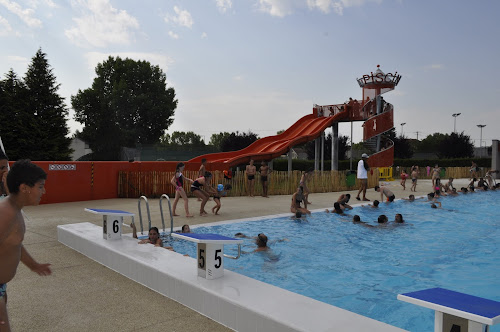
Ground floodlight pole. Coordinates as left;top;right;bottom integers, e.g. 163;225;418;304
400;123;406;136
477;124;486;157
452;113;461;133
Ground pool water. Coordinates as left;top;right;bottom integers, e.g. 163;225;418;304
167;191;500;332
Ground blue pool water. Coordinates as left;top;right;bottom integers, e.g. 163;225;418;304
167;191;500;331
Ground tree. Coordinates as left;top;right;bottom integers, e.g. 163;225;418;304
0;69;32;160
416;133;447;152
24;49;72;160
220;131;259;152
72;56;177;160
305;134;350;160
384;128;414;159
438;132;474;158
209;132;231;151
160;131;205;148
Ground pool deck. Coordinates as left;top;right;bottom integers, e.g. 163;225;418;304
9;178;471;331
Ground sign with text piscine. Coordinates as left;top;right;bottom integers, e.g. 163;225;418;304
357;71;402;87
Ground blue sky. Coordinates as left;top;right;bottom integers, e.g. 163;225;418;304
1;0;499;147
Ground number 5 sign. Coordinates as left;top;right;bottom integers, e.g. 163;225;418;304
197;243;224;279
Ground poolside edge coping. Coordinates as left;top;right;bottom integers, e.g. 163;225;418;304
58;222;407;332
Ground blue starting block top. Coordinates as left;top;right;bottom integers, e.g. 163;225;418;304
398;288;500;326
172;233;243;244
84;208;135;217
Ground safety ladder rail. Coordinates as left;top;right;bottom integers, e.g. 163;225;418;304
159;194;173;235
137;196;152;235
223;244;242;260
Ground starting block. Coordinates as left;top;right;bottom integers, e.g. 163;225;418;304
172;233;243;280
398;287;500;332
85;208;135;240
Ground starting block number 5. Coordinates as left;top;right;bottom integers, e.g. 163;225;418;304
197;243;224;279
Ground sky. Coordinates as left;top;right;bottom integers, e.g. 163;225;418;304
1;0;499;148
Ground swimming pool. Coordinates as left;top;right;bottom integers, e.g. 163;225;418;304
169;191;500;331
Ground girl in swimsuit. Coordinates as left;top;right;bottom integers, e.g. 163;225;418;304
170;162;194;217
191;172;212;216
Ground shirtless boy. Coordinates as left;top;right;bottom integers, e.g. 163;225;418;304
0;160;52;330
259;161;272;198
410;166;418;192
246;160;257;197
374;185;396;202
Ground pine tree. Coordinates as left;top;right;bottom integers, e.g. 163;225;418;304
0;69;34;160
24;48;72;160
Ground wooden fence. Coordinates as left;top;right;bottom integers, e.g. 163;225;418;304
118;170;379;198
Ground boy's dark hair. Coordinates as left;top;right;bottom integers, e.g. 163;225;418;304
0;149;7;160
377;215;388;223
201;158;207;163
204;171;212;178
353;215;361;222
345;194;351;199
224;184;232;190
295;211;302;218
333;202;341;211
7;159;47;194
373;200;379;207
149;227;159;234
374;185;380;191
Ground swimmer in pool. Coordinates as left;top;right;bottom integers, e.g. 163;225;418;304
377;215;388;224
394;214;404;223
181;224;191;233
131;223;174;250
401;195;416;202
431;201;442;209
326;202;345;214
234;233;288;253
362;199;380;208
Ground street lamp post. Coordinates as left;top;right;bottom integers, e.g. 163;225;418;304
477;124;486;157
400;123;406;137
452;113;461;133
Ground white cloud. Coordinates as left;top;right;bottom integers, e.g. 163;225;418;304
259;0;382;17
65;0;139;48
0;0;42;27
201;32;207;38
0;15;12;35
164;6;193;28
233;75;243;81
215;0;232;13
168;31;179;39
84;51;174;74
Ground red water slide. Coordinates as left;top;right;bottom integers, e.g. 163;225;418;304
189;111;349;168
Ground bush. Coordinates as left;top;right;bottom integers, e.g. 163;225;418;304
393;158;491;168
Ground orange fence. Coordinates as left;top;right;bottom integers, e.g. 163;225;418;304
11;161;203;204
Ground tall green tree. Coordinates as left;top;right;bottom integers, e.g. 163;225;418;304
24;48;72;160
72;56;177;160
416;133;447;153
0;69;32;159
220;131;259;152
209;132;231;151
384;128;414;159
438;132;474;158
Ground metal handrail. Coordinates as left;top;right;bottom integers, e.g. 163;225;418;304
223;244;242;260
137;196;152;235
159;194;174;235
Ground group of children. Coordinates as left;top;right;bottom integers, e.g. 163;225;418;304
170;161;232;217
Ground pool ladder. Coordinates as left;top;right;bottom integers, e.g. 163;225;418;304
137;195;174;236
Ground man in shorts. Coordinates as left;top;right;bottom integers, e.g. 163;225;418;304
375;185;396;202
355;153;370;201
246;159;257;197
0;160;52;329
259;161;272;198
